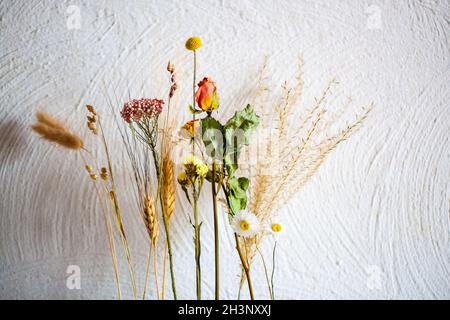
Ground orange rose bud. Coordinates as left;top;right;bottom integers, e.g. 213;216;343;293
195;77;219;112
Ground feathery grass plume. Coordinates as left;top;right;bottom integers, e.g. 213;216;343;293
31;111;83;150
238;58;372;295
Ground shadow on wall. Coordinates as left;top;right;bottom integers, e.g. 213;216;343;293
0;118;28;164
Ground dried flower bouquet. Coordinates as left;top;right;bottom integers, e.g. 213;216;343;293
31;37;370;300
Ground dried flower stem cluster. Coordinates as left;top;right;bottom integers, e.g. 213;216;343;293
31;37;370;301
240;58;372;281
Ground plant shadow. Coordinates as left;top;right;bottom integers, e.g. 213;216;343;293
0;118;28;165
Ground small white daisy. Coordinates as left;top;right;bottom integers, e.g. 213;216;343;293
266;218;285;239
231;210;260;237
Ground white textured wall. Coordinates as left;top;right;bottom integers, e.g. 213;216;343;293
0;0;449;299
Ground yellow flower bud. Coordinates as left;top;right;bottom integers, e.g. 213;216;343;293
185;36;202;51
177;171;190;186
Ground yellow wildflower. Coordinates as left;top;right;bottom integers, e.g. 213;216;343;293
185;36;202;51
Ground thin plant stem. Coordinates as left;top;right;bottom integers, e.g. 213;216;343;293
142;244;153;300
151;148;177;300
158;192;177;299
161;241;168;299
237;273;243;300
98;118;138;299
271;241;277;300
234;234;255;300
159;62;176;300
221;182;255;300
192;50;197;154
193;190;202;300
257;245;273;299
153;244;160;300
80;151;122;299
190;48;202;300
212;161;219;300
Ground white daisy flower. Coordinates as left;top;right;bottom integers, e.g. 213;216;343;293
231;210;260;237
266;218;284;239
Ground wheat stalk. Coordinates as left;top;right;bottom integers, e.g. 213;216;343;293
160;121;177;300
142;194;160;300
143;194;159;246
161;155;175;223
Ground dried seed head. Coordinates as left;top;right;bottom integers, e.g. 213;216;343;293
162;156;175;222
31;111;84;150
87;120;97;135
143;195;159;246
86;105;96;115
167;61;175;73
86;106;98;134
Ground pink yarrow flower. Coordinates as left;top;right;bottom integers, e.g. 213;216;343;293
120;98;164;123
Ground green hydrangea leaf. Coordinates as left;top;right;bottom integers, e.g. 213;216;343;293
201;116;224;160
227;176;249;215
223;104;260;176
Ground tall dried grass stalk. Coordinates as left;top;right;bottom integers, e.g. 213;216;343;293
145;62;180;300
31;110;123;299
242;58;372;277
97;116;138;299
160;119;177;300
80;152;123;299
31;111;84;150
142;194;160;300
